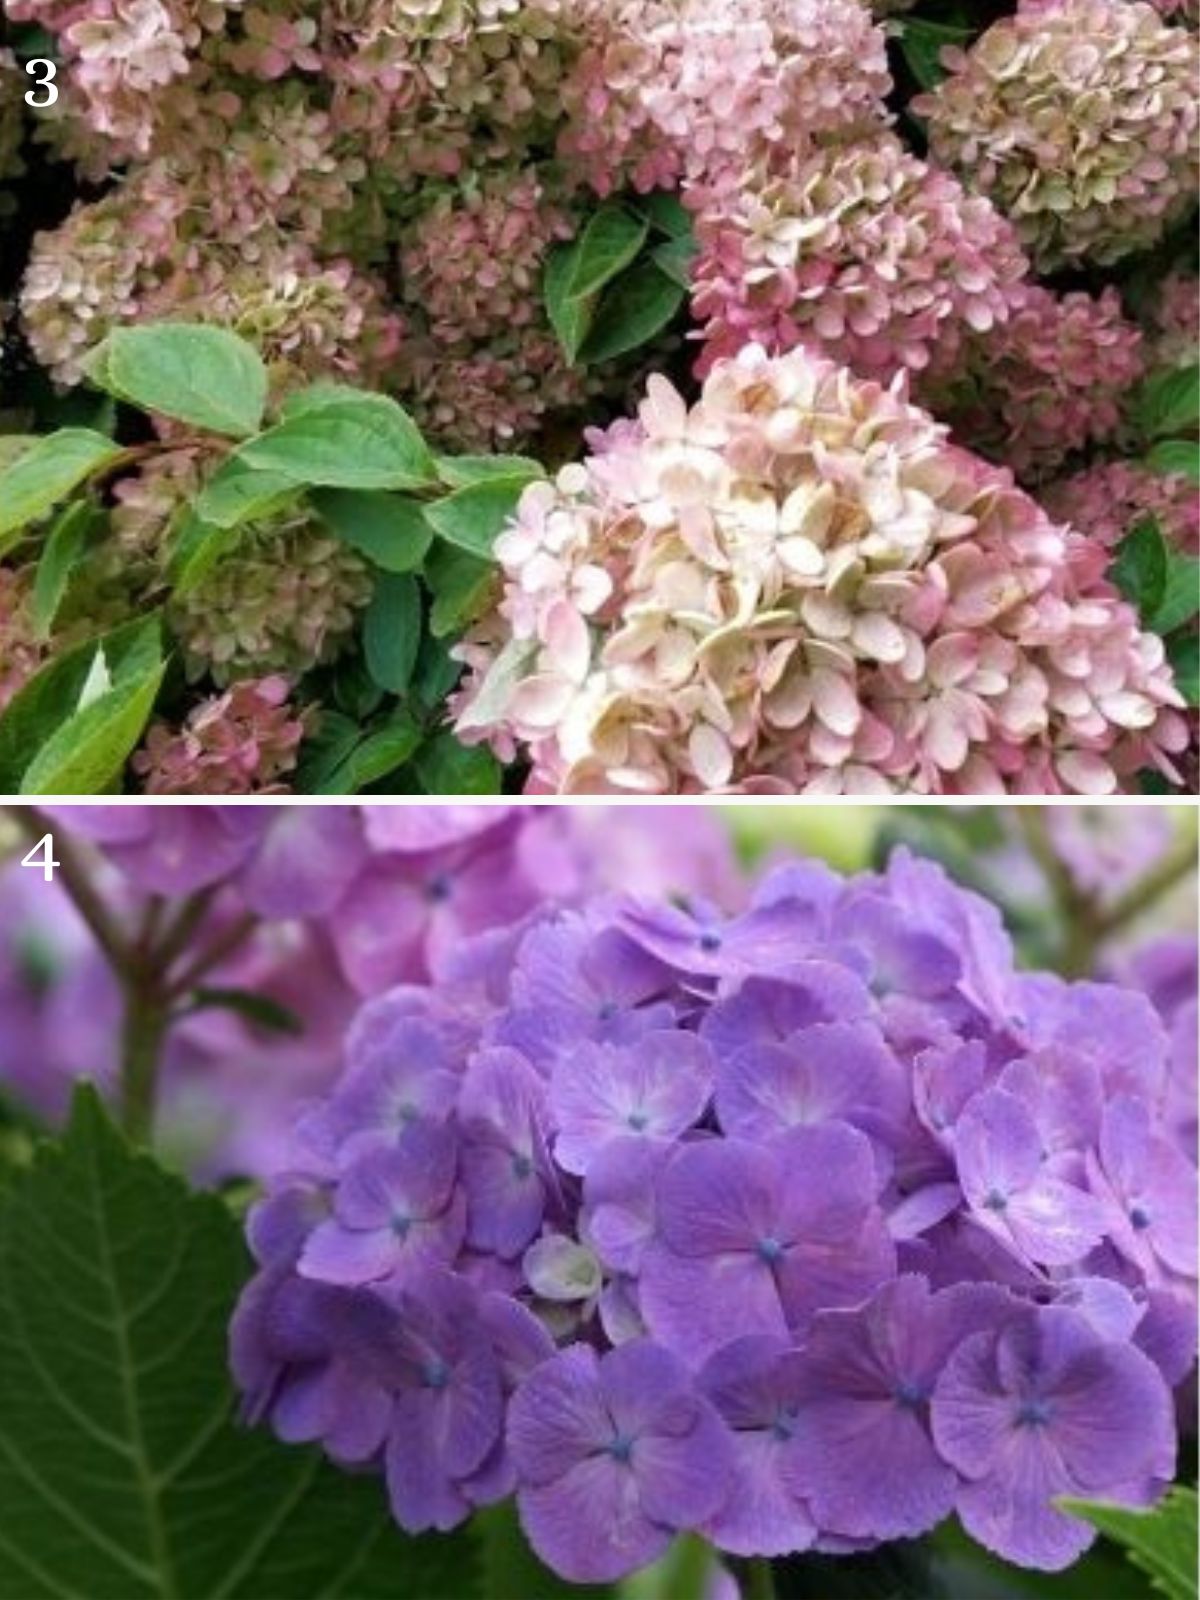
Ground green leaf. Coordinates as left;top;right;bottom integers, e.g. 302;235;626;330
1167;629;1199;706
424;544;495;637
1111;519;1167;620
1058;1491;1198;1600
1135;364;1200;442
32;500;104;638
20;653;165;795
239;391;436;492
0;616;162;793
191;459;299;530
333;713;424;792
90;324;268;439
566;203;648;302
899;18;972;91
1146;439;1200;485
424;478;527;559
0;429;123;545
295;709;362;792
580;263;685;364
435;455;544;490
1149;550;1200;636
0;1085;483;1599
929;1517;1152;1600
413;731;502;795
311;488;433;573
635;192;693;239
544;245;596;366
652;233;698;290
187;987;302;1035
363;572;422;695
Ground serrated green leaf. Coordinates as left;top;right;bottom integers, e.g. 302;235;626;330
1135;364;1200;442
544;244;596;366
566;203;649;302
0;616;161;792
1146;440;1200;484
0;1085;484;1599
167;511;240;596
0;430;123;544
580;263;685;364
424;478;527;559
333;713;423;793
1057;1491;1198;1600
239;392;436;492
413;731;502;795
187;987;302;1035
435;455;544;490
191;459;299;530
363;572;422;695
32;500;104;638
425;542;495;637
311;488;433;573
91;324;268;439
1149;550;1200;636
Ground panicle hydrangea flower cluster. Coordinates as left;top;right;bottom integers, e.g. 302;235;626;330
558;0;891;197
168;508;375;683
0;805;741;1176
690;134;1031;387
231;849;1198;1580
1142;271;1200;371
916;0;1200;270
936;286;1146;481
1043;461;1200;564
131;676;312;795
0;567;42;710
451;344;1186;795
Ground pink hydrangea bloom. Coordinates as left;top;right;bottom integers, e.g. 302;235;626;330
935;287;1146;482
691;135;1029;387
132;677;311;794
1142;272;1199;371
452;345;1187;796
1043;462;1200;570
917;0;1200;270
0;567;42;711
559;0;890;197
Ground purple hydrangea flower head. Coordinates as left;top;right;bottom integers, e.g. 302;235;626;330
784;1276;1016;1541
932;1305;1176;1570
640;1125;896;1364
550;1031;715;1175
953;1088;1105;1268
715;1020;905;1144
507;1339;734;1582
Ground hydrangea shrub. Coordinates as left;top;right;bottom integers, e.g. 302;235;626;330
0;0;1197;792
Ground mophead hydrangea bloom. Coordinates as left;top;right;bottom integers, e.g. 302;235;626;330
169;510;374;683
1044;461;1200;564
559;0;891;197
936;286;1146;482
231;849;1197;1580
131;676;311;795
690;135;1029;386
916;0;1200;270
452;344;1186;795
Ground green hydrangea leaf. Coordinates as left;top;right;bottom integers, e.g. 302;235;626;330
413;731;502;795
1135;364;1200;443
191;460;300;531
424;478;528;559
311;489;433;573
899;19;972;92
544;244;596;366
1057;1491;1198;1600
363;572;422;695
239;392;436;492
435;455;544;490
0;1084;483;1600
579;263;685;364
1146;439;1200;485
32;499;105;638
1167;630;1199;707
565;203;649;302
0;430;124;546
90;324;268;439
1111;519;1168;620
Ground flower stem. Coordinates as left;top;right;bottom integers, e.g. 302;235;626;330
118;978;171;1146
743;1558;776;1600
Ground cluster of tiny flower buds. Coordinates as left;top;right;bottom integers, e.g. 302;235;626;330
231;850;1197;1581
453;344;1186;795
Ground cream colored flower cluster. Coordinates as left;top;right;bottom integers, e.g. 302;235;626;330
453;345;1187;795
917;0;1199;269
